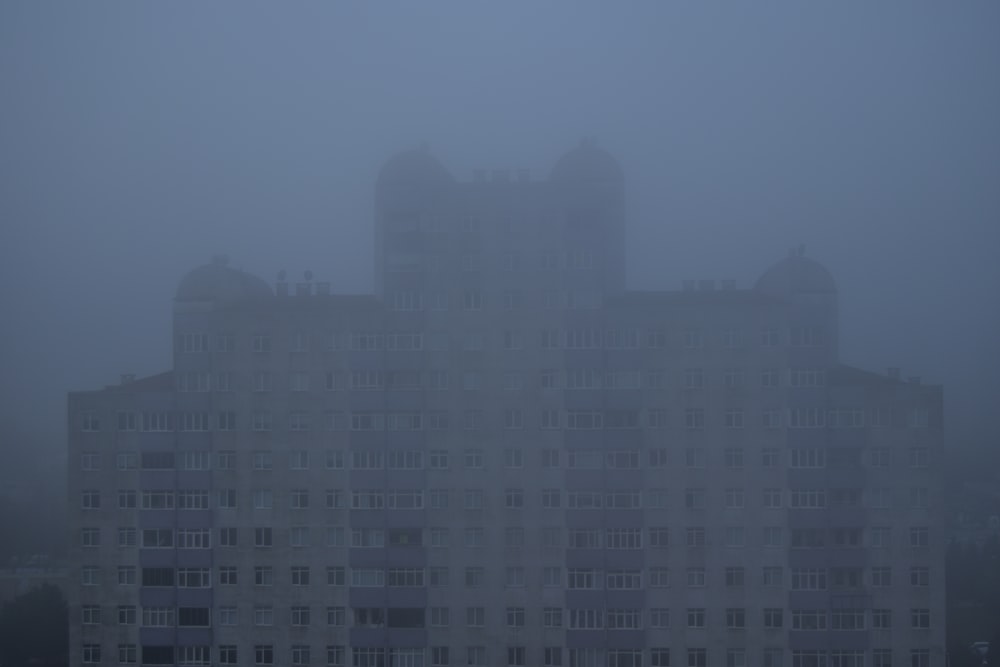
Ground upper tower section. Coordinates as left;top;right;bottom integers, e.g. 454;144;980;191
175;255;273;304
373;141;627;304
549;140;624;185
755;248;840;364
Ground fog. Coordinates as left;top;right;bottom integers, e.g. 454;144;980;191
1;2;998;453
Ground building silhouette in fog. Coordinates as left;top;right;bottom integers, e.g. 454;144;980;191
68;143;945;667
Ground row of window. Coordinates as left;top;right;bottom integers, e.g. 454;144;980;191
176;326;820;355
80;603;932;631
82;485;933;512
78;445;933;472
80;643;935;667
91;560;938;593
172;367;837;394
82;523;931;550
81;406;932;433
83;564;931;591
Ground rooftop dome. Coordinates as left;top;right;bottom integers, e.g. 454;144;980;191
550;139;623;184
376;146;453;190
175;257;273;302
755;250;837;296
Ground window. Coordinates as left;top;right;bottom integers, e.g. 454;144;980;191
81;527;100;547
543;607;563;628
911;608;930;629
431;647;450;667
326;566;345;586
910;527;930;548
872;566;892;587
791;568;828;591
115;451;135;470
214;526;235;547
254;644;274;665
650;608;670;628
81;452;101;470
81;604;101;625
466;606;485;627
726;608;746;629
506;566;525;587
764;608;783;629
909;447;930;468
467;648;487;667
687;608;705;628
142;606;175;627
291;566;310;585
254;566;273;586
763;650;783;667
607;569;642;590
872;651;892;667
177;568;210;588
791;610;827;630
686;527;706;547
649;527;669;547
218;566;238;585
725;567;745;587
684;408;705;429
872;609;892;629
118;644;137;664
81;566;100;586
218;606;237;626
117;566;136;585
82;644;101;664
291;605;311;627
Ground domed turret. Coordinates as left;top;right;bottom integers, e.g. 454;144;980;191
549;139;623;184
175;257;273;302
376;146;453;192
755;249;837;296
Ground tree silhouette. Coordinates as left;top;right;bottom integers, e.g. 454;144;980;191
0;583;68;667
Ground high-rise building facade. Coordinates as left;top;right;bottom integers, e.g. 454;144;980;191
68;143;945;667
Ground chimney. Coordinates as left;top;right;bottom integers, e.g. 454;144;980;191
887;367;900;380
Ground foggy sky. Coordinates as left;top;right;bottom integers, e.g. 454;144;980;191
1;2;997;453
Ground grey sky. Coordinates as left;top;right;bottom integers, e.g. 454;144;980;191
1;2;997;450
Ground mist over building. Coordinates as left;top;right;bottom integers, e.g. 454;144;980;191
68;144;945;667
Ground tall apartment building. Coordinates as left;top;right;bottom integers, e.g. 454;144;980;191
68;143;945;667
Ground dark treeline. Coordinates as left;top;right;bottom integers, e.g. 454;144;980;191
947;539;1000;665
